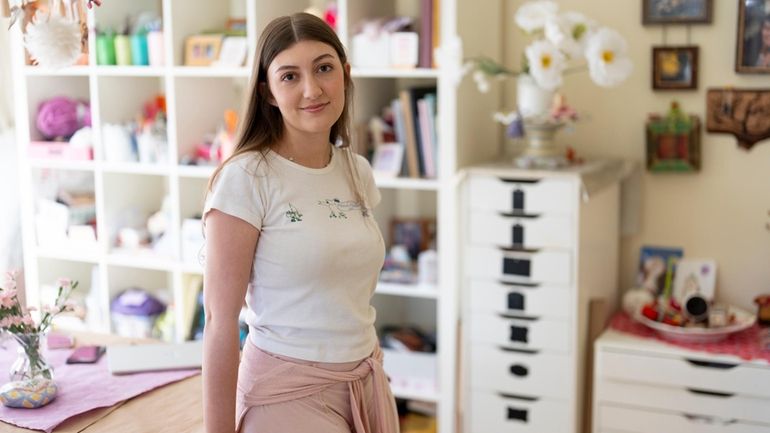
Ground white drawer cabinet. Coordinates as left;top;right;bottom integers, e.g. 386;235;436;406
463;164;622;433
594;329;770;432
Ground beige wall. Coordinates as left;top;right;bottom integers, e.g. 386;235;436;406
500;0;770;311
0;20;12;128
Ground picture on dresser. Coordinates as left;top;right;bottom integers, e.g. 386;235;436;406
636;246;683;296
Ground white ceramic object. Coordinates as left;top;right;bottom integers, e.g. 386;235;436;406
634;306;756;344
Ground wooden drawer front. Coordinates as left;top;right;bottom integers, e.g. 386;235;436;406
468;176;574;215
598;404;770;433
470;344;572;399
469;211;573;249
466;246;571;285
469;391;571;433
601;349;770;400
469;280;571;319
599;380;770;425
470;314;569;352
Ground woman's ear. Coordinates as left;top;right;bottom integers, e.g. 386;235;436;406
344;62;351;78
259;82;277;107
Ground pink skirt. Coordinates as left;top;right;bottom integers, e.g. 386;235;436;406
236;340;399;433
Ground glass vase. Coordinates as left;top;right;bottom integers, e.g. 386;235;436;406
9;332;53;382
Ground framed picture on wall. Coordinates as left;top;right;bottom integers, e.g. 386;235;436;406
652;46;698;90
735;0;770;73
642;0;712;25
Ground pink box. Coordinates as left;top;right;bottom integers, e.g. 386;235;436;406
28;141;93;161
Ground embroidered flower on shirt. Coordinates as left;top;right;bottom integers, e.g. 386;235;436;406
317;198;370;219
285;204;303;222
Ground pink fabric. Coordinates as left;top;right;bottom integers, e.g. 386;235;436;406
236;341;399;433
0;340;200;433
610;312;770;363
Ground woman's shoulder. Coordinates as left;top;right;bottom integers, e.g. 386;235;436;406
223;150;270;177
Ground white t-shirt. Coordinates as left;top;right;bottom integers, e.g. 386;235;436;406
203;146;385;362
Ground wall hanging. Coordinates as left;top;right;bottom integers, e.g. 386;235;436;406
651;45;698;90
642;0;713;25
645;101;701;172
706;87;770;149
735;0;770;73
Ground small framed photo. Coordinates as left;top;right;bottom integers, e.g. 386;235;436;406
642;0;712;25
371;143;404;178
212;37;248;67
390;218;436;260
735;0;770;73
184;35;223;66
652;46;698;90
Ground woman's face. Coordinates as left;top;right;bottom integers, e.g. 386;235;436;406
762;20;770;48
265;40;347;141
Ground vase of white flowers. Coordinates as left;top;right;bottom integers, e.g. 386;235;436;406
467;0;633;168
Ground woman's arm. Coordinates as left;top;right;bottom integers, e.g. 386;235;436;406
203;209;259;433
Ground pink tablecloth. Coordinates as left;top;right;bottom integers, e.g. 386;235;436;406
610;312;770;363
0;340;200;433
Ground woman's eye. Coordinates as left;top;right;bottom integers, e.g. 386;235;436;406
281;73;296;81
318;64;333;73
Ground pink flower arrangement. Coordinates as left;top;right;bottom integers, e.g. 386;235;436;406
0;271;78;336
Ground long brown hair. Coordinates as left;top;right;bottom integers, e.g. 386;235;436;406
207;13;368;210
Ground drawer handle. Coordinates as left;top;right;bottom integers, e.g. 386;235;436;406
510;325;529;343
683;413;738;425
686;359;738;370
686;388;735;398
512;224;524;248
503;257;531;277
507;292;525;311
506;407;528;423
500;178;540;184
498;280;540;288
509;364;529;377
512;189;525;212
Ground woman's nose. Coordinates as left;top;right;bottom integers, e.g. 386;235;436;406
303;76;323;99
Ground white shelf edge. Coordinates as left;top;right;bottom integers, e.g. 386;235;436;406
28;159;96;171
35;246;101;263
106;252;179;271
102;162;171;176
376;282;438;299
24;66;90;76
173;66;251;78
374;176;440;191
351;67;439;79
178;165;216;178
95;66;166;77
179;262;205;275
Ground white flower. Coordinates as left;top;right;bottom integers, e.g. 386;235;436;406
544;12;596;60
585;27;633;87
515;0;559;33
473;70;490;93
525;40;565;91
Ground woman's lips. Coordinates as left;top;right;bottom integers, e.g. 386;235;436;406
302;102;329;113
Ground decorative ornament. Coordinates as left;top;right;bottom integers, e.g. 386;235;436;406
706;87;770;150
0;377;58;409
23;0;81;69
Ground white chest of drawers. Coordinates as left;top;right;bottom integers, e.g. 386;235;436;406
461;162;622;433
593;329;770;433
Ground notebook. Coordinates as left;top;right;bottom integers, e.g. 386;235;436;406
106;340;203;375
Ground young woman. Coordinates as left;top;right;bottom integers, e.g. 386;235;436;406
202;12;398;433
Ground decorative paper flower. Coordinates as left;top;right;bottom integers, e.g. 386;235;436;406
585;28;633;88
544;12;596;60
514;0;558;33
24;9;82;70
525;40;566;91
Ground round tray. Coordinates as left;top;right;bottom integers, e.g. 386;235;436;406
633;306;756;344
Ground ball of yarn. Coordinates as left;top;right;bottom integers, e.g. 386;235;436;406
36;96;91;140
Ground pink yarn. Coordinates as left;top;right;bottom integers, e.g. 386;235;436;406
36;96;91;140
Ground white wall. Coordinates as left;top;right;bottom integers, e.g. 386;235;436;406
498;0;770;311
0;17;12;127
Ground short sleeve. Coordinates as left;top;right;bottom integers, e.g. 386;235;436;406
203;156;264;230
356;155;381;209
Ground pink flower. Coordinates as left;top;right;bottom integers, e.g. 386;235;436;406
42;305;59;315
56;278;72;290
1;271;17;291
0;290;17;308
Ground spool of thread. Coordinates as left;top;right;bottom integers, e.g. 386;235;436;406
131;33;149;66
96;33;116;65
114;35;132;66
147;30;165;66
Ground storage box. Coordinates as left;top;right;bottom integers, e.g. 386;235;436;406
28;141;93;161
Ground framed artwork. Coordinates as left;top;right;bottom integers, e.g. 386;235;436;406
735;0;770;73
642;0;712;25
652;46;698;90
371;143;404;178
672;259;717;304
390;218;436;260
636;246;684;297
645;114;701;172
184;35;223;66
